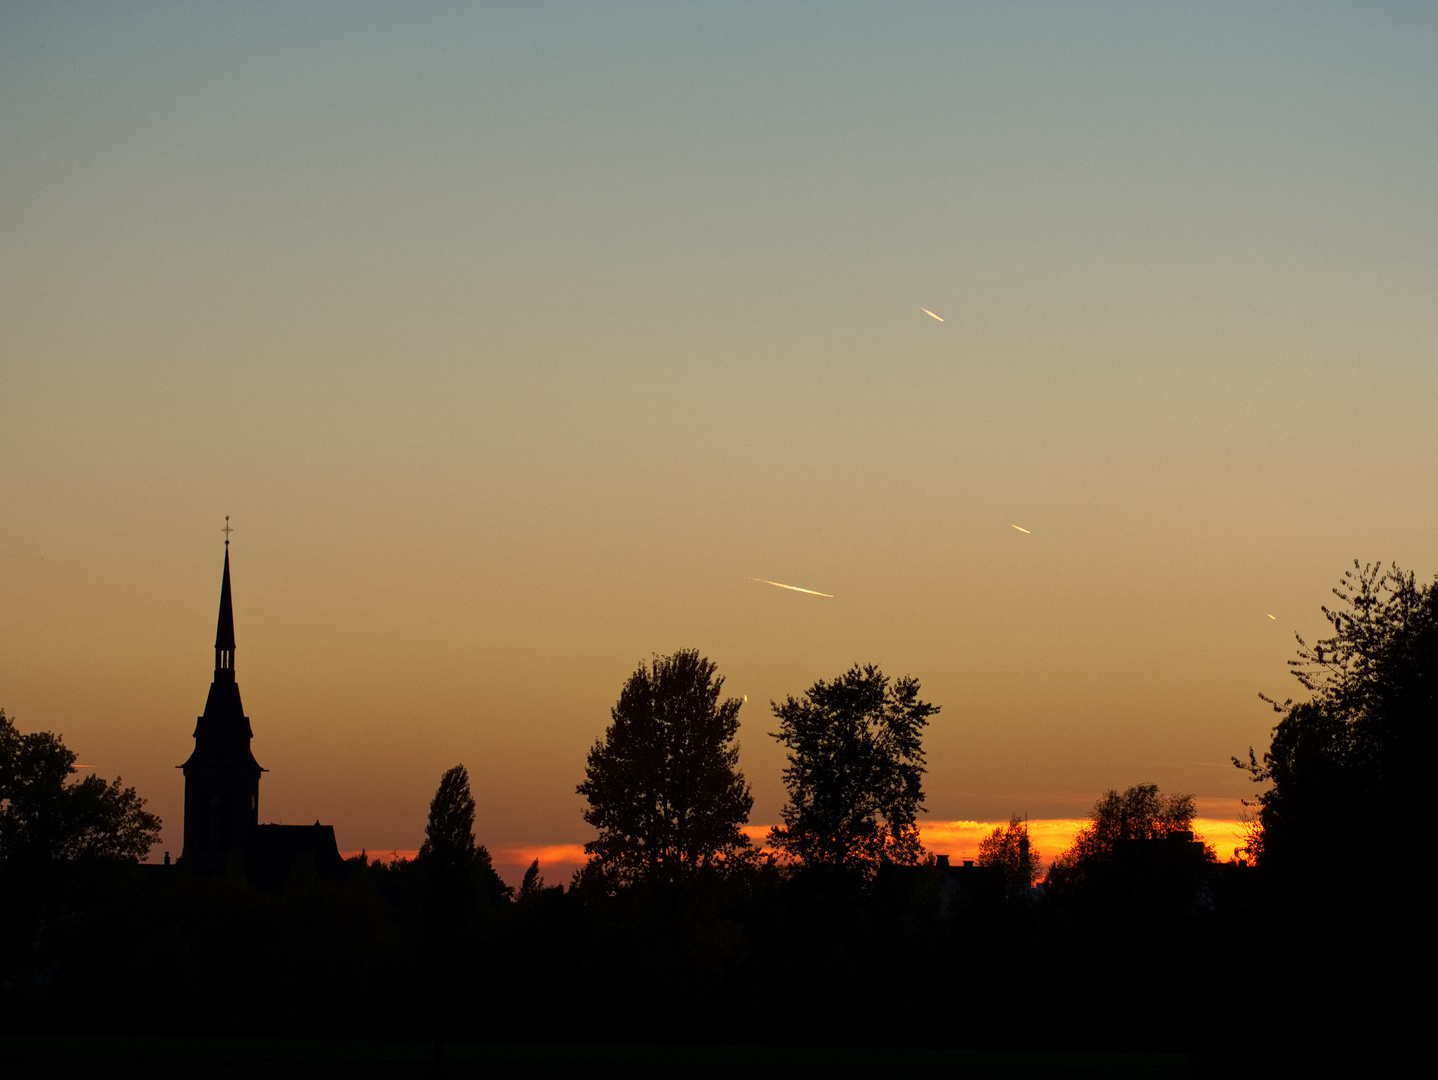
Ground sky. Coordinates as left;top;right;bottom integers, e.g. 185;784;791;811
2;3;1435;881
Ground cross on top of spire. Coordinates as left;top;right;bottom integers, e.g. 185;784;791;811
222;516;233;547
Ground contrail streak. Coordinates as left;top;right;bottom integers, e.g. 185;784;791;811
1267;614;1277;620
752;578;834;598
921;308;944;321
1010;524;1031;534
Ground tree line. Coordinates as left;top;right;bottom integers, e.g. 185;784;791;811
1;560;1431;1062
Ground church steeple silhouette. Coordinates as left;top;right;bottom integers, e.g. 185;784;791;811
214;544;236;674
181;531;263;870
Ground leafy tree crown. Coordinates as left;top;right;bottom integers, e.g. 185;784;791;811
767;663;939;872
419;764;477;876
577;649;753;884
1236;562;1437;872
0;707;161;863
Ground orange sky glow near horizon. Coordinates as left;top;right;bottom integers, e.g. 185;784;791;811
345;815;1252;891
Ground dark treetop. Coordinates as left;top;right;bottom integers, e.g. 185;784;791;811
768;663;938;873
577;649;753;884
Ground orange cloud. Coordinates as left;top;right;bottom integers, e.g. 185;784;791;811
491;843;589;888
918;818;1250;865
350;816;1250;890
723;818;1246;866
497;842;589;868
918;820;1090;867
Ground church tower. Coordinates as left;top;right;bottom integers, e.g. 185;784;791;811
180;533;263;871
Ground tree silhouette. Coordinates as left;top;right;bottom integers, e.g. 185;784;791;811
977;814;1039;897
516;859;545;903
1045;783;1213;890
420;765;477;874
0;707;160;864
416;764;507;1068
1233;562;1436;1058
768;664;939;873
417;763;509;907
1237;562;1437;876
577;649;753;885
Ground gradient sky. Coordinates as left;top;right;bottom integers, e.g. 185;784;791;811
2;4;1435;872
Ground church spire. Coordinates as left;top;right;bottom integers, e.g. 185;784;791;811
215;520;236;678
181;518;262;868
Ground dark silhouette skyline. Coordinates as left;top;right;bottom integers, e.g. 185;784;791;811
178;540;342;883
1;557;1429;1070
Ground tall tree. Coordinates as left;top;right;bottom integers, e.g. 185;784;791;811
768;664;939;873
417;764;508;906
420;764;478;876
416;764;507;1065
1237;562;1438;876
577;649;753;884
1233;563;1436;1055
0;708;160;864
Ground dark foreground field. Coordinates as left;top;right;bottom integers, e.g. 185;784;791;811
1;1038;1196;1079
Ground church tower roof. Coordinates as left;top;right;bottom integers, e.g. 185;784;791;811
215;546;236;653
181;528;261;773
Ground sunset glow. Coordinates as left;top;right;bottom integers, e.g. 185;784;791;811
463;817;1251;887
2;6;1427;1059
916;817;1249;867
2;3;1429;904
349;817;1250;887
